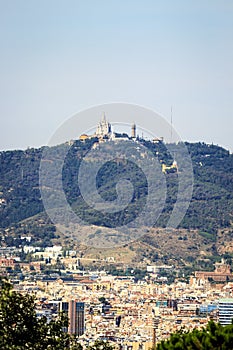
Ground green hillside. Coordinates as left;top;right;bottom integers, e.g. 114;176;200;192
0;140;232;250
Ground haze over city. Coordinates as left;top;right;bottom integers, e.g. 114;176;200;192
0;0;232;151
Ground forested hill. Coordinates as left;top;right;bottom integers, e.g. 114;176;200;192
0;140;232;247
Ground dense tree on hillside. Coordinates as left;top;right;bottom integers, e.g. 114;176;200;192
0;141;233;245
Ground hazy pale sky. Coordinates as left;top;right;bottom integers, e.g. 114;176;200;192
0;0;232;151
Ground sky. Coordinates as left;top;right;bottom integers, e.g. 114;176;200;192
0;0;232;152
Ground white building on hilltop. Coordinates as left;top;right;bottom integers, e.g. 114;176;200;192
95;112;112;138
79;112;138;143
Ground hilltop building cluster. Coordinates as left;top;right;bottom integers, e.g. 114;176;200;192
79;113;163;144
79;113;175;173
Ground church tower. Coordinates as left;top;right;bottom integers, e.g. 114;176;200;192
131;122;136;139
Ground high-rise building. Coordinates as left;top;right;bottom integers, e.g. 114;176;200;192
60;300;85;336
218;298;233;325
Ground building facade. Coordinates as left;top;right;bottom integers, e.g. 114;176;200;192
218;298;233;325
95;113;111;137
195;258;232;282
60;300;85;336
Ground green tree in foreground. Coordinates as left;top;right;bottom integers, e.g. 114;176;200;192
0;277;81;350
156;320;233;350
87;340;115;350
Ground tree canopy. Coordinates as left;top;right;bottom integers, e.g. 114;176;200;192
156;320;233;350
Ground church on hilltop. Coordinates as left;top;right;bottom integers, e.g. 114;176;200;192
79;112;137;141
95;113;112;138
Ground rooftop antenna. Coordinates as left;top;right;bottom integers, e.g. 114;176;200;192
170;105;173;144
170;105;176;165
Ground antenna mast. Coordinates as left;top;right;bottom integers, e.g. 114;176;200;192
170;105;173;143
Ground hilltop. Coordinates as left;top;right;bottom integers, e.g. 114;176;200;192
0;139;232;269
